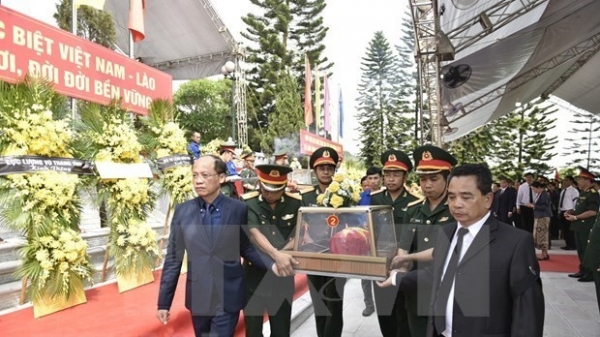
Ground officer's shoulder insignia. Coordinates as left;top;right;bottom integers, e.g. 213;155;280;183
299;187;315;195
241;191;259;200
407;198;425;208
405;186;421;199
371;189;386;196
285;191;302;200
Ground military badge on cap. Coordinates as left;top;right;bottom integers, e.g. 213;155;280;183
412;145;457;174
310;146;339;169
380;150;412;172
255;164;293;192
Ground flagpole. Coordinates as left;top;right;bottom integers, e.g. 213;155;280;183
71;1;78;121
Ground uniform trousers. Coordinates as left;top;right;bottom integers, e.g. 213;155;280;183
244;269;294;337
307;275;346;337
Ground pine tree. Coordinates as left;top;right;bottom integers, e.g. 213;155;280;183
489;102;558;179
357;32;415;166
260;71;305;153
396;15;419;145
447;126;494;164
563;111;600;171
241;0;331;149
54;0;116;49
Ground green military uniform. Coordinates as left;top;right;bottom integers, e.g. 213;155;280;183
583;214;600;315
399;145;457;337
302;146;346;337
243;191;301;337
400;197;454;335
242;164;301;337
240;150;259;194
301;185;347;337
371;188;423;337
571;186;599;276
240;168;258;193
369;149;422;337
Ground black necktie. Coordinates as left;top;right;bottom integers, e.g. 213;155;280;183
559;189;566;210
529;186;534;203
203;204;215;236
434;227;469;334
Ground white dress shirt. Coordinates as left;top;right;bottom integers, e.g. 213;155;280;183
516;183;536;208
441;212;490;337
559;185;579;211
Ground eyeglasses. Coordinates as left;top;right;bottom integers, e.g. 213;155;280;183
193;173;219;180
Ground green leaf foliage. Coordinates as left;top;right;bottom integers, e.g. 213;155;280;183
562;110;600;171
357;31;416;166
54;0;116;48
173;79;233;142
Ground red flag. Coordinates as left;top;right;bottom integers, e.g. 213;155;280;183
555;168;560;181
304;54;313;127
129;0;145;43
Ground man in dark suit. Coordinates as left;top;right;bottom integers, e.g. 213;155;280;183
378;164;544;337
492;177;517;226
157;155;280;336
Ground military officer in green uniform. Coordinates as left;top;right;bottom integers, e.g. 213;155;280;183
564;167;599;282
300;146;346;337
273;150;290;166
583;206;600;315
242;164;301;337
391;145;457;337
370;150;423;337
240;150;259;194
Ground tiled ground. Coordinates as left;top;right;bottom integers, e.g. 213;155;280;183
291;245;600;337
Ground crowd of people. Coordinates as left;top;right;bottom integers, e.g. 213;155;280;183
154;131;600;337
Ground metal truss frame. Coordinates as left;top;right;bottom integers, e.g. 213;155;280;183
410;0;551;145
446;0;549;54
410;0;443;145
233;44;249;147
450;31;600;123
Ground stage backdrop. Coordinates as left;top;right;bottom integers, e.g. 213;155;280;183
0;6;172;115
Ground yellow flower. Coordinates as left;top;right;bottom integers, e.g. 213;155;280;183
352;191;361;202
317;193;326;205
328;181;340;193
333;173;344;183
330;194;344;208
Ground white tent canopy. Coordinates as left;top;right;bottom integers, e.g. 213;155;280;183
437;0;600;141
103;0;238;80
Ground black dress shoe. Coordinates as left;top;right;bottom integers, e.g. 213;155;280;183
578;274;594;282
362;306;375;317
568;271;584;278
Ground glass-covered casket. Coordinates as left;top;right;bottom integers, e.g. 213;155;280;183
285;205;396;280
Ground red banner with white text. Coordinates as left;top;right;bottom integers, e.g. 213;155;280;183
0;7;171;115
300;129;343;157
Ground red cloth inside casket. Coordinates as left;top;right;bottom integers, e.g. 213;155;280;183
329;227;371;255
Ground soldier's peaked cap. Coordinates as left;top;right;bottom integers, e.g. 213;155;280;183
380;150;412;172
310;147;339;169
273;149;288;159
577;166;596;181
412;145;457;174
255;164;292;192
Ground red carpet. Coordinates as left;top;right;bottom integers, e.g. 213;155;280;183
0;271;308;337
538;254;579;273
